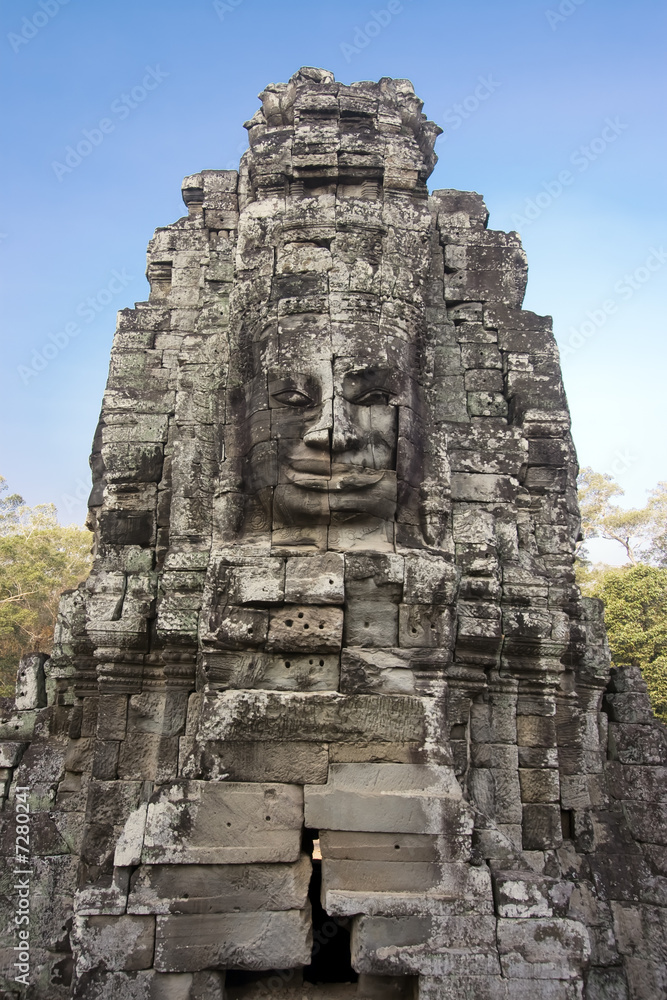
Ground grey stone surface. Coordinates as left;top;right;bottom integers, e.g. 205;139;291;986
182;737;330;783
319;830;469;863
154;909;312;972
496;918;590;980
141;781;303;864
72;915;156;973
14;652;48;710
127;853;312;914
191;690;427;744
305;763;473;835
2;66;666;999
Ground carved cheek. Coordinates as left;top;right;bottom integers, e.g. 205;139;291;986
369;405;398;467
353;404;373;442
272;405;333;480
332;398;371;453
270;406;311;442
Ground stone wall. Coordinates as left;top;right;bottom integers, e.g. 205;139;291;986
1;68;666;1000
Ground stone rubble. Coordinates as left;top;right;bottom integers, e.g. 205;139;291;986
1;67;666;1000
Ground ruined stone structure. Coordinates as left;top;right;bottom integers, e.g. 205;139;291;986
1;68;666;1000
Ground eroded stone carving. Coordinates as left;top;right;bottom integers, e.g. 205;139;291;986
1;67;666;1000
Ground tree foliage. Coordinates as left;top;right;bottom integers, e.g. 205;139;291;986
577;467;645;564
576;469;667;724
577;468;667;567
584;564;667;724
0;476;92;695
645;481;667;566
0;474;24;535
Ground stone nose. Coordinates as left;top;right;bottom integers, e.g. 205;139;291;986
331;396;362;454
303;400;332;450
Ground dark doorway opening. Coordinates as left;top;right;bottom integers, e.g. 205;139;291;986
303;827;358;985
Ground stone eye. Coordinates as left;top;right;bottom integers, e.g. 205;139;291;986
354;389;393;406
272;389;313;407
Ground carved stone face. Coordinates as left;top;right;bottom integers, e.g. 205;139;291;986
240;319;416;550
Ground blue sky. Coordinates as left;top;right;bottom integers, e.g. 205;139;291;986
1;0;665;563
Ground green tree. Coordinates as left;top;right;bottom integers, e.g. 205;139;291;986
576;471;667;723
645;481;667;567
0;478;92;695
587;564;667;724
577;467;651;565
577;469;667;568
0;475;24;535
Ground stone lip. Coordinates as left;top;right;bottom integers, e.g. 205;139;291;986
286;466;387;491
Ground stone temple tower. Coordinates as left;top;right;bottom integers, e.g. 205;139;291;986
1;67;666;1000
